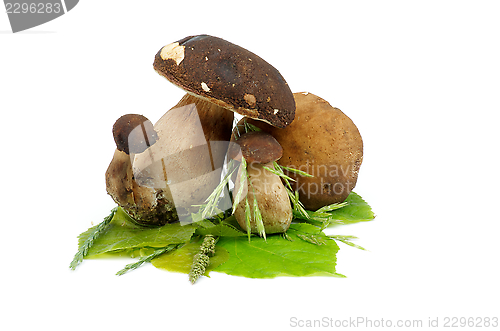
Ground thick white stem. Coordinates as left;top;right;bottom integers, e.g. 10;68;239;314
234;162;292;234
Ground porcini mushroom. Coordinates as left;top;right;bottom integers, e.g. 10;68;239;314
112;114;158;155
229;131;292;234
236;92;363;211
153;34;296;128
106;35;296;225
105;114;175;225
128;34;296;223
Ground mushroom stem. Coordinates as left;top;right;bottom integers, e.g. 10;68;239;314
131;93;234;222
233;161;292;234
105;149;136;208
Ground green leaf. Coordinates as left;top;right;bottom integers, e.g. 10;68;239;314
291;192;374;227
288;222;322;235
289;223;329;245
194;220;247;237
213;224;345;278
191;217;217;229
327;192;375;225
151;242;230;276
74;192;374;280
78;207;196;258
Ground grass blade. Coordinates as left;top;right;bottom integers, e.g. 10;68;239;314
201;160;236;219
244;120;262;132
290;188;310;219
116;244;179;276
253;194;266;240
329;235;366;251
69;207;117;270
262;165;295;182
279;165;314;178
315;201;349;213
232;157;247;214
244;198;252;242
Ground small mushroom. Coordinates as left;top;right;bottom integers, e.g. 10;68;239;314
230;131;292;234
227;131;284;164
236;92;363;210
105;114;176;225
112;114;158;155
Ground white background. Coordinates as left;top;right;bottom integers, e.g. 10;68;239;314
1;1;499;330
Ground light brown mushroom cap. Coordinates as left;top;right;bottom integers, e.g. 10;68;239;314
227;131;283;164
236;92;363;210
153;35;295;128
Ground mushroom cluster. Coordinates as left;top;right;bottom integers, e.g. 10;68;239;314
105;35;363;234
105;35;296;227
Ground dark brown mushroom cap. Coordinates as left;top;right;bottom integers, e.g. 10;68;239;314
153;35;295;129
112;114;158;155
228;131;283;164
